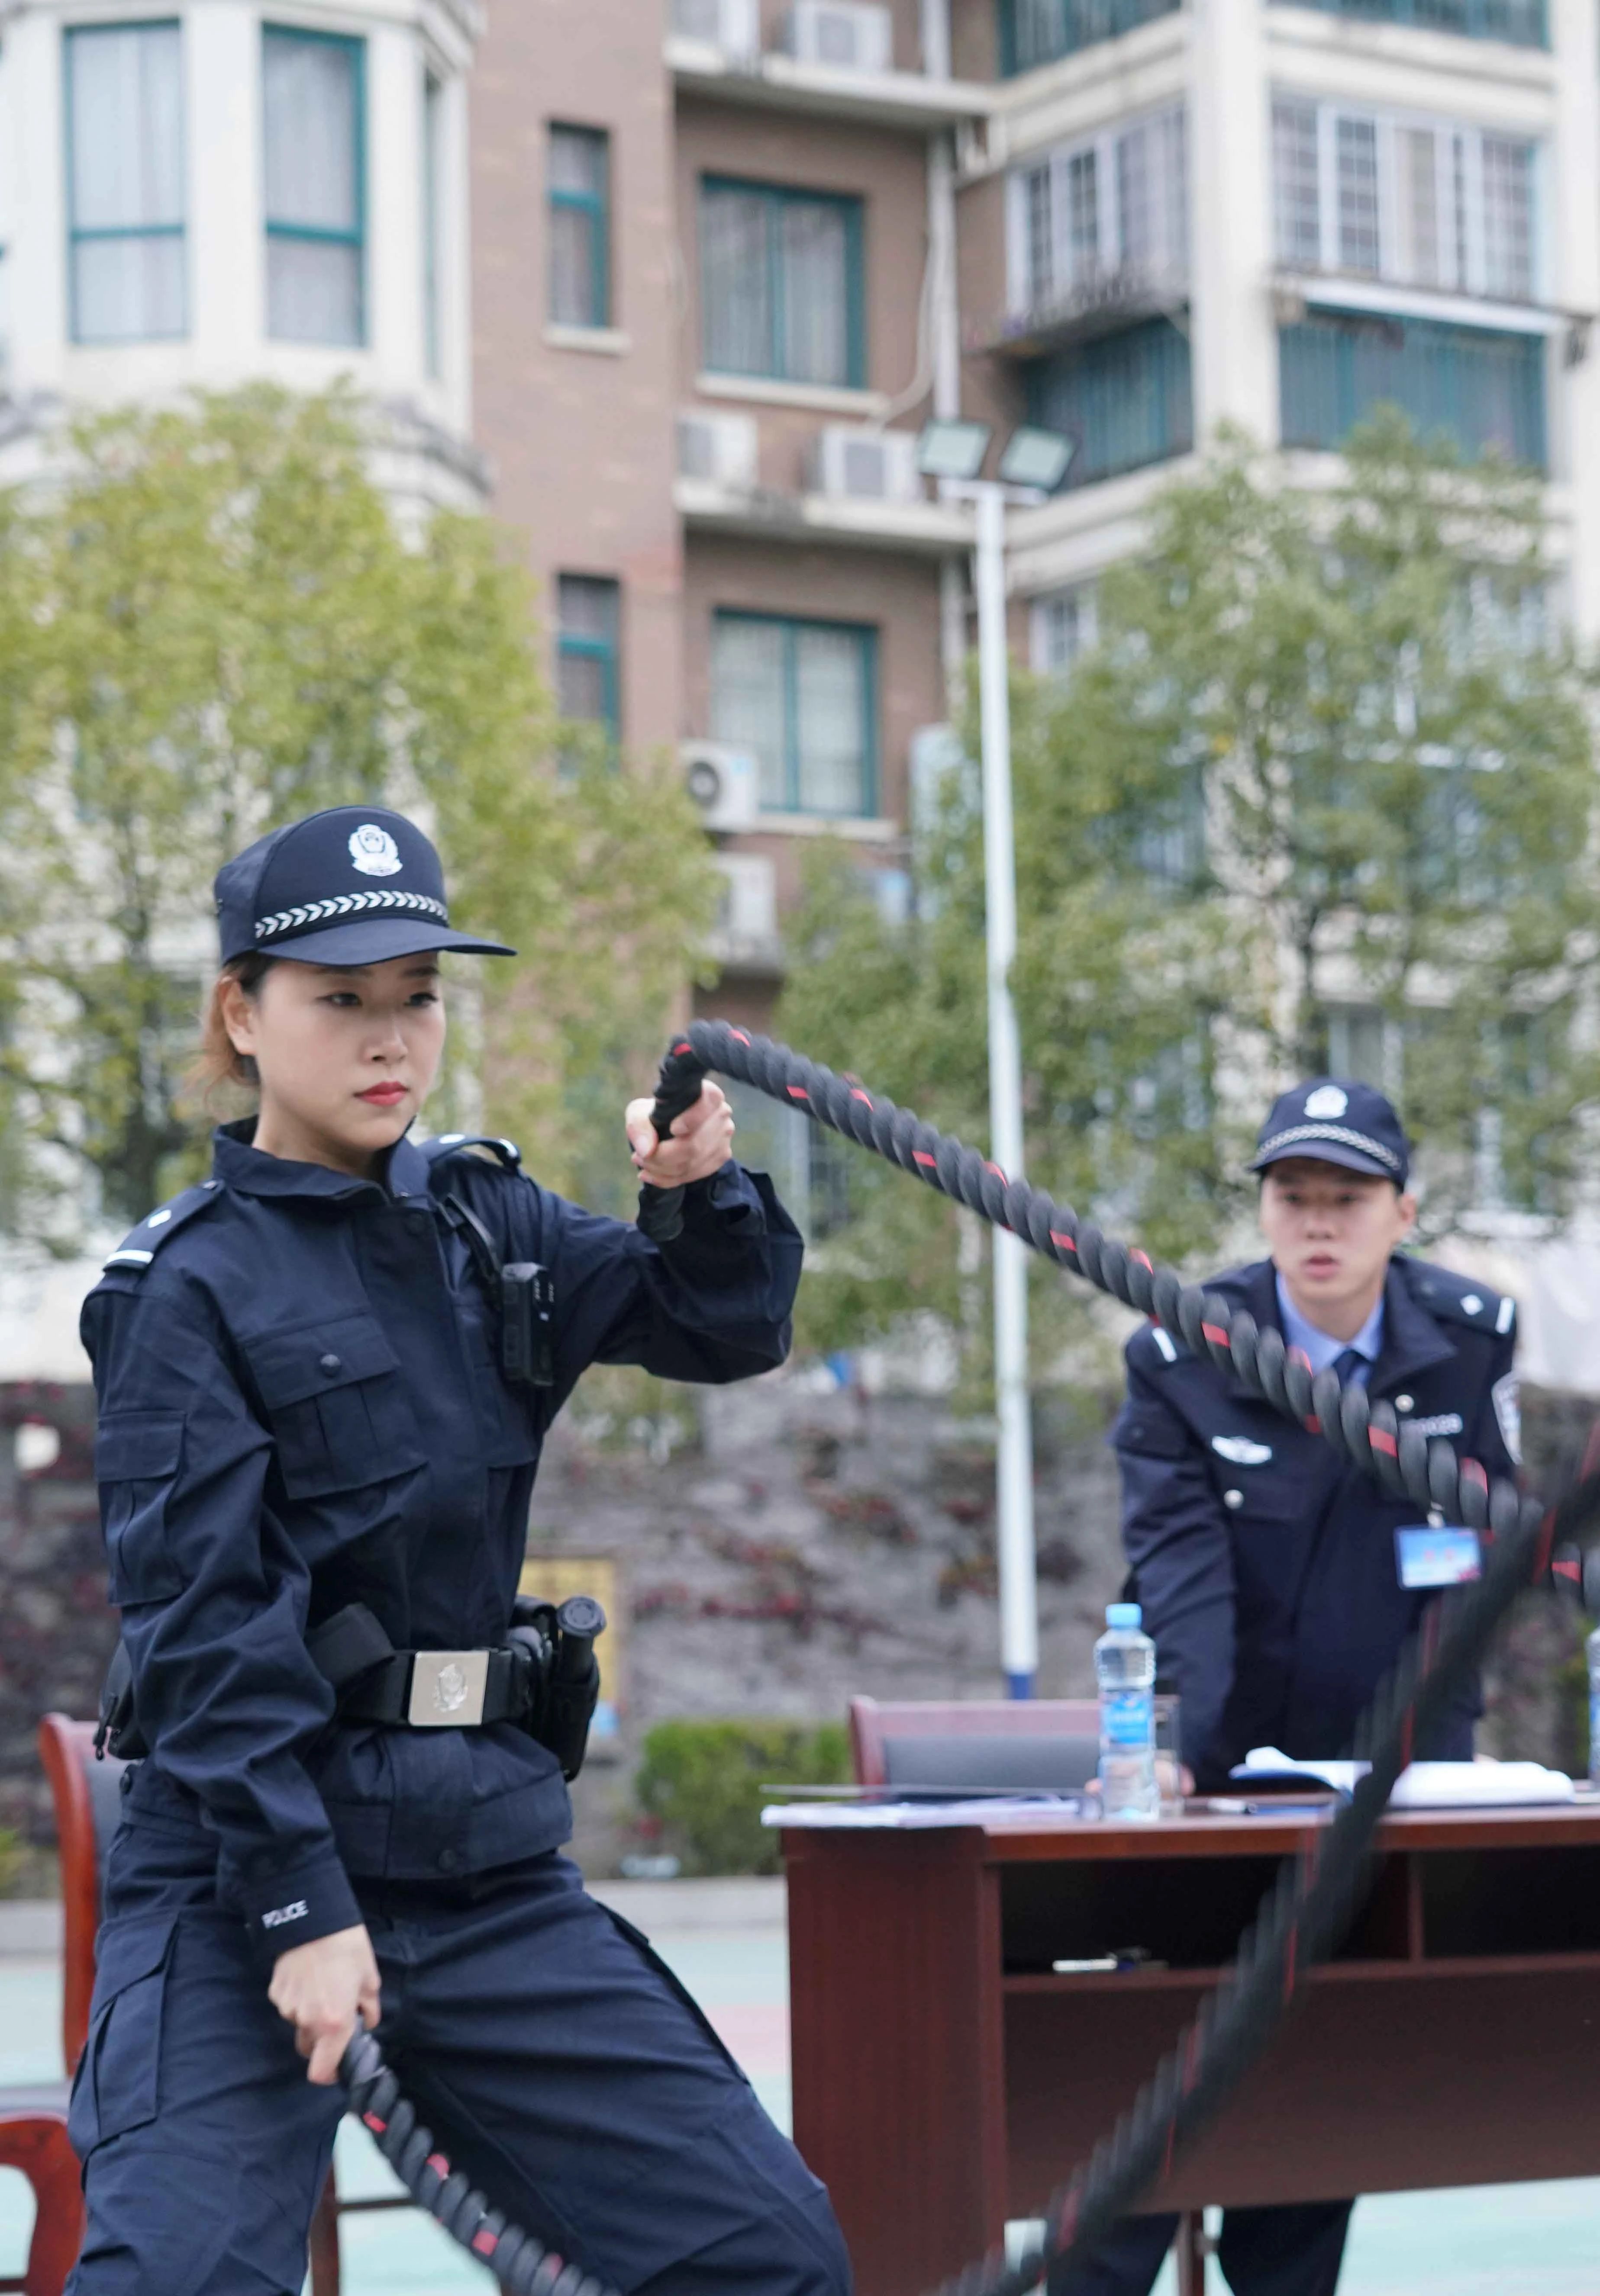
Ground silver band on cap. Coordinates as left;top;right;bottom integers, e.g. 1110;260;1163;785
255;889;449;943
1253;1122;1403;1174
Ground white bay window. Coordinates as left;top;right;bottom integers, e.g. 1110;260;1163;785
1008;105;1187;320
1272;95;1539;305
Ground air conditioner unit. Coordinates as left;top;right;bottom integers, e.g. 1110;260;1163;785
809;424;922;504
673;0;762;58
682;740;760;832
781;0;893;69
677;408;760;489
713;853;779;950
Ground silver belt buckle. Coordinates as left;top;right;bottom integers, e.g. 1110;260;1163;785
408;1650;490;1727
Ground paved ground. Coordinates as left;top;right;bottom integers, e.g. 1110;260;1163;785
3;1884;1597;2293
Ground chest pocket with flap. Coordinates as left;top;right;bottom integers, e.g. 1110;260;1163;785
242;1312;426;1499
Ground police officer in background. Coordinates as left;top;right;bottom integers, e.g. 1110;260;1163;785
68;806;849;2296
1066;1079;1518;2296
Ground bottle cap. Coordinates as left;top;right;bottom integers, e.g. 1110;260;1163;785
1106;1603;1142;1629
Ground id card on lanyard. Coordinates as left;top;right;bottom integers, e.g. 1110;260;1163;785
1395;1524;1483;1590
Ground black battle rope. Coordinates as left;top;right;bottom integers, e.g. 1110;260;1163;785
336;1019;1600;2295
653;1022;1600;2296
339;2028;621;2296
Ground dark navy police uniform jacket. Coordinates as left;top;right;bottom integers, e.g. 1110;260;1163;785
1113;1253;1518;1787
82;1122;802;1960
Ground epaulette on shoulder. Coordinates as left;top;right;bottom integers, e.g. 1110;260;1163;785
421;1132;523;1173
1132;1319;1190;1369
1407;1260;1516;1339
102;1181;224;1272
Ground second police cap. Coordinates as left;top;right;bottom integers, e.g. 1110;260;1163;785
215;806;515;968
1249;1077;1410;1188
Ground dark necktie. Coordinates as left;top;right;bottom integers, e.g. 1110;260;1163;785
1332;1346;1368;1389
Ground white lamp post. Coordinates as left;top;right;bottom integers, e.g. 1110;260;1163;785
916;418;1076;1699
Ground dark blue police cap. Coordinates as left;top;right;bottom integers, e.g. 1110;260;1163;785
1249;1077;1410;1187
215;806;515;968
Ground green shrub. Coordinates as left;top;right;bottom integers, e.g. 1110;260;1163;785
635;1718;849;1876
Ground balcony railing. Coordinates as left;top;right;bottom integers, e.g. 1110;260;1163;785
1279;309;1547;469
1025;316;1194;489
1272;0;1547;48
997;0;1180;78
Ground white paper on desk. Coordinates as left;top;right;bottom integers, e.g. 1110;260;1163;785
759;1798;1086;1831
1234;1748;1574;1807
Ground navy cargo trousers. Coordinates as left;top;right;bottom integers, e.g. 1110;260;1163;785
66;1822;851;2296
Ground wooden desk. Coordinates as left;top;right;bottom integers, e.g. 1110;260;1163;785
783;1803;1600;2296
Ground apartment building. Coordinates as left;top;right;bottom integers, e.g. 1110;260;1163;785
468;0;1600;1083
0;0;481;514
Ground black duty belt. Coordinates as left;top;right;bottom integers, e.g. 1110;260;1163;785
306;1603;532;1729
338;1646;531;1728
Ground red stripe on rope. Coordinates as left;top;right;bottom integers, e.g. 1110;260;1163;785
361;2113;387;2134
1304;1416;1321;1435
986;1161;1006;1179
851;1088;873;1105
672;1041;692;1056
426;2153;450;2179
913;1150;937;1167
1370;1429;1398;1458
1201;1323;1229;1347
731;1028;752;1045
787;1086;810;1101
1050;1231;1077;1252
472;2232;499;2257
1132;1248;1153;1271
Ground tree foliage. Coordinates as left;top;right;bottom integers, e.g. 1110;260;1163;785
0;387;715;1245
779;416;1599;1369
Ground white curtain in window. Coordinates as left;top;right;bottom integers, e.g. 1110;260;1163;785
702;188;771;376
71;26;183;231
712;619;787;809
74;237;184;343
1395;127;1442;287
264;36;357;230
780;200;848;387
268;241;361;346
794;626;865;813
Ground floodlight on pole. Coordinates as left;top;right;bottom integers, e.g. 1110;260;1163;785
916;417;1074;1699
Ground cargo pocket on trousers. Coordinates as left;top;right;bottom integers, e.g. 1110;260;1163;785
600;1905;748;2084
70;1915;177;2157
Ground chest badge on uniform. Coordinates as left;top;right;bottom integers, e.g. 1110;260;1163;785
348;823;403;877
1213;1435;1273;1466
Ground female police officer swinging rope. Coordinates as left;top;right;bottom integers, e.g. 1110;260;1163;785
69;806;852;2296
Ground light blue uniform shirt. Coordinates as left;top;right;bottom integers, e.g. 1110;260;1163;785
1274;1273;1384;1388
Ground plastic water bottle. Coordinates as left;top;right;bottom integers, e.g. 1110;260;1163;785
1587;1626;1600;1788
1097;1602;1160;1820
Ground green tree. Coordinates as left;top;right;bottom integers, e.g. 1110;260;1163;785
0;387;715;1246
778;416;1598;1367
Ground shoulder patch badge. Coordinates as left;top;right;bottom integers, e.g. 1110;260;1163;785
102;1182;223;1271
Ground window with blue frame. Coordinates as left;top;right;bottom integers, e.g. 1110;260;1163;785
1025;318;1193;489
1279;310;1546;469
557;575;621;743
66;21;186;344
998;0;1180;77
548;125;610;330
700;179;865;390
711;612;877;816
263;26;365;347
1269;0;1546;47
